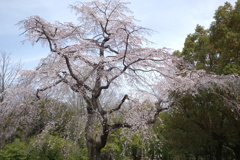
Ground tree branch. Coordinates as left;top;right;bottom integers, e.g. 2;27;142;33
146;107;169;125
104;45;119;54
110;122;131;130
99;58;145;92
146;100;173;125
107;94;128;114
36;79;62;99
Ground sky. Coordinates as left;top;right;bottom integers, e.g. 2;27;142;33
0;0;237;69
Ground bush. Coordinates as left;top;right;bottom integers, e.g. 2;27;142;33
28;134;83;160
0;139;28;160
0;134;88;160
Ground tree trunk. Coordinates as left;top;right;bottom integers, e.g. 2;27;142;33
215;143;223;160
85;111;101;160
85;106;109;160
234;144;240;160
87;144;101;160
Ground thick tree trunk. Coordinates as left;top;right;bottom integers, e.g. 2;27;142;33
234;144;240;160
87;145;101;160
85;111;101;160
85;105;109;160
215;143;223;160
83;93;128;159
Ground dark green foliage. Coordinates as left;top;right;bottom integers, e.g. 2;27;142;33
209;1;240;74
172;3;240;158
101;128;164;160
157;86;240;160
101;129;126;160
181;0;240;75
0;135;86;160
0;139;28;160
28;134;84;160
182;25;218;72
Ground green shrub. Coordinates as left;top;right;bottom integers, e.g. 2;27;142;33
28;134;83;160
0;139;28;160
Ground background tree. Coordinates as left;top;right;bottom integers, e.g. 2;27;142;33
181;25;217;72
157;82;240;160
181;1;240;75
0;51;21;102
160;1;240;159
210;1;240;74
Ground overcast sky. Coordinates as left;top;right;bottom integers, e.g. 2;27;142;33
0;0;237;69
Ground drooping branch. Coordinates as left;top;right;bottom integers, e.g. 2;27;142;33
32;17;58;52
104;45;119;54
98;57;147;94
146;107;168;125
63;55;93;93
36;79;62;99
211;91;240;110
57;71;93;103
123;32;130;66
146;100;173;125
110;122;132;130
73;54;98;67
63;55;80;83
107;94;128;114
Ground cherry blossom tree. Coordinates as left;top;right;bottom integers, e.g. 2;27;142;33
17;0;239;159
18;1;177;158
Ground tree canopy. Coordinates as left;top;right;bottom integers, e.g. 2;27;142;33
180;1;240;75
